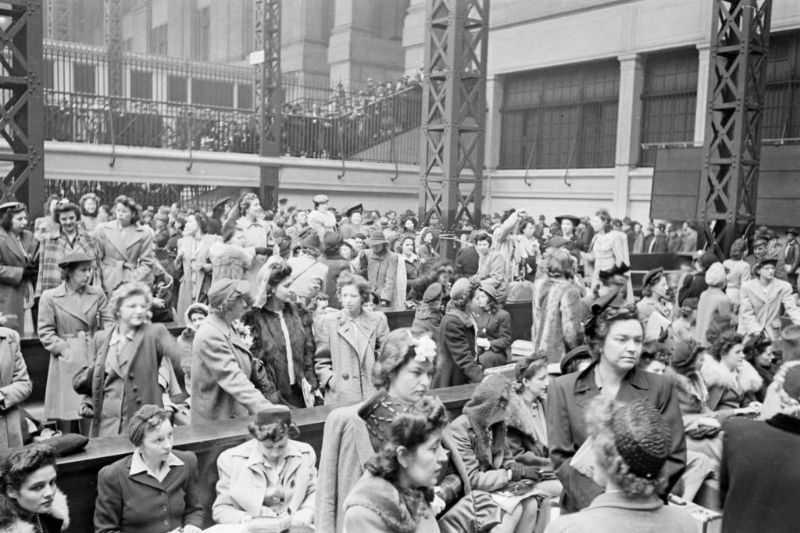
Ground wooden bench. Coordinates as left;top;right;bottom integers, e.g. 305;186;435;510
57;384;476;533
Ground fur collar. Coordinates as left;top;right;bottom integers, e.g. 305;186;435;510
15;488;69;530
345;474;426;533
505;392;540;441
701;354;763;394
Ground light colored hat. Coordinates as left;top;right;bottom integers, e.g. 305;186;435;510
704;262;726;287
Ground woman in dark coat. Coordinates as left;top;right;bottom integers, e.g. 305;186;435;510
547;304;687;513
0;202;38;335
77;282;184;437
472;280;512;368
433;278;482;388
242;260;318;407
94;405;203;533
0;444;69;533
720;362;800;533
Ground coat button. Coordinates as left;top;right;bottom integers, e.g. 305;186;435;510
342;373;350;380
129;374;134;379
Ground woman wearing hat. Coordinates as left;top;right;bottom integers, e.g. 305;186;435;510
93;195;155;295
174;211;219;325
94;405;203;533
636;267;672;327
472;280;512;369
546;398;695;533
38;250;112;433
547;305;686;512
213;405;316;530
695;263;734;346
0;201;38;335
191;279;272;425
361;229;400;309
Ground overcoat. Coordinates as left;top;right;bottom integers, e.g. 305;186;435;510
36;229;99;296
474;307;512;363
0;327;31;448
175;233;218;324
38;283;112;419
314;309;390;406
93;221;155;294
0;228;38;335
343;473;439;533
433;305;481;388
531;277;585;365
190;314;271;424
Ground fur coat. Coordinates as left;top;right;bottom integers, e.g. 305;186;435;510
505;391;550;466
531;277;585;364
700;354;763;411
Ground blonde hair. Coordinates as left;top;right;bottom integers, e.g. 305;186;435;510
109;282;152;319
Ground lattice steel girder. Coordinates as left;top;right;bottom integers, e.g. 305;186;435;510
104;0;123;97
255;0;282;157
699;0;771;255
45;0;71;40
0;1;45;215
419;0;488;243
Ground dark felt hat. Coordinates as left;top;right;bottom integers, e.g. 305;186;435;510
344;204;363;218
560;345;592;375
58;250;95;268
555;214;580;226
207;279;250;309
254;405;292;428
368;229;389;246
755;255;779;271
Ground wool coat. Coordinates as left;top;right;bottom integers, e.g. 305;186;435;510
93;221;156;294
363;250;399;306
695;287;734;346
190;314;271;424
738;278;800;340
547;362;686;512
0;327;31;448
94;449;204;533
474;307;512;363
36;229;99;297
37;283;112;420
314;309;390;406
433;304;482;388
84;322;184;437
700;354;762;412
720;414;800;533
213;439;316;525
531;277;585;365
175;233;218;325
0;228;38;335
343;473;439;533
505;391;550;466
446;414;514;492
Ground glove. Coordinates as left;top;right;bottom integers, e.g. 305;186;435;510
22;264;37;281
509;462;542;482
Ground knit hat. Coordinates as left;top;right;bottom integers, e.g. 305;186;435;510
477;280;498;302
704;262;726;287
463;374;510;428
450;277;472;301
207;279;250;309
611;400;672;480
127;404;169;446
422;282;444;303
670;339;702;372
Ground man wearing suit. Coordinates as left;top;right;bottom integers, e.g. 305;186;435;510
782;228;800;291
647;223;669;254
680;221;699;253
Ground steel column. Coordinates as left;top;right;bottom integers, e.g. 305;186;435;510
104;0;123;97
0;1;44;215
45;0;71;41
699;0;771;255
255;0;282;208
419;0;488;254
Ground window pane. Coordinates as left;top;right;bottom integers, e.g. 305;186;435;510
167;75;188;103
192;79;234;108
764;30;800;140
130;70;153;99
237;84;253;110
73;63;96;94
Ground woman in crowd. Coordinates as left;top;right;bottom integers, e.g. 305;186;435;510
243;261;318;408
78;192;103;233
191;279;272;424
720;362;800;533
94;195;155;294
506;356;551;467
94;405;203;533
546;399;695;533
695;262;734;346
234;192;271;292
417;227;439;266
412;282;445;337
701;326;763;414
176;302;209;395
38;251;112;433
314;271;390;406
586;209;630;294
213;405;316;530
0;201;38;335
33;196;60;243
433;278;482;387
472;280;512;368
174;211;218;324
0;445;68;533
723;238;750;310
0;321;31;448
447;374;543;533
77;281;184;437
398;235;420;299
209;226;257;284
743;330;776;402
320;231;352;309
343;396;449;533
531;248;585;366
547;304;686;512
635;267;672;328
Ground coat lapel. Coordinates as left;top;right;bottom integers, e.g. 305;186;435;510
51;285;92;327
124;226;147;252
103;224;131;261
0;229;26;263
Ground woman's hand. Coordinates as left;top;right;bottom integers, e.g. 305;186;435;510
431;494;446;515
476;337;491;350
291;508;314;527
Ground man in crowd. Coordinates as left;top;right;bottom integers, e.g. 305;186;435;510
739;255;800;340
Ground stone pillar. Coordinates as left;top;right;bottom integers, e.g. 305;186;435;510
694;43;712;146
402;0;426;74
484;75;504;215
282;0;332;100
613;53;645;216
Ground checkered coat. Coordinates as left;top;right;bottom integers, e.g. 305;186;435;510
36;230;100;296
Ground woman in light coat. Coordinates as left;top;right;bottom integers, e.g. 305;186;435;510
93;195;155;294
0;325;31;448
175;212;218;324
0;202;38;335
38;250;112;432
314;271;390;406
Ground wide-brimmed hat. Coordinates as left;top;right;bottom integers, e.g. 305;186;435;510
555;214;580;226
312;194;329;205
344;204;363;218
560;345;592;375
477;281;498;302
58;250;95;268
368;229;389;246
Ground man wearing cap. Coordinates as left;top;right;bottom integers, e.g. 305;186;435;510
37;202;99;297
779;227;800;290
359;229;399;308
308;194;337;240
38;250;112;432
739;255;800;340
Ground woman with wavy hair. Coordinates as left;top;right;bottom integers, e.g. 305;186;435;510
546;398;695;532
700;325;763;415
343;396;449;533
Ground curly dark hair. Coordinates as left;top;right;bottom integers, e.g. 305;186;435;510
365;396;449;482
54;202;81;224
113;195;141;224
588;305;642;359
248;420;300;442
709;328;744;362
0;444;57;493
0;203;26;232
337;270;373;303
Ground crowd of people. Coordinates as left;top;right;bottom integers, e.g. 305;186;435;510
0;189;800;532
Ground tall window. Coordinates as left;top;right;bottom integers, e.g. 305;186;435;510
168;75;188;103
192;79;234;108
193;7;210;61
73;63;96;94
639;48;698;166
763;31;800;141
149;24;168;56
500;60;619;169
130;71;153;99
